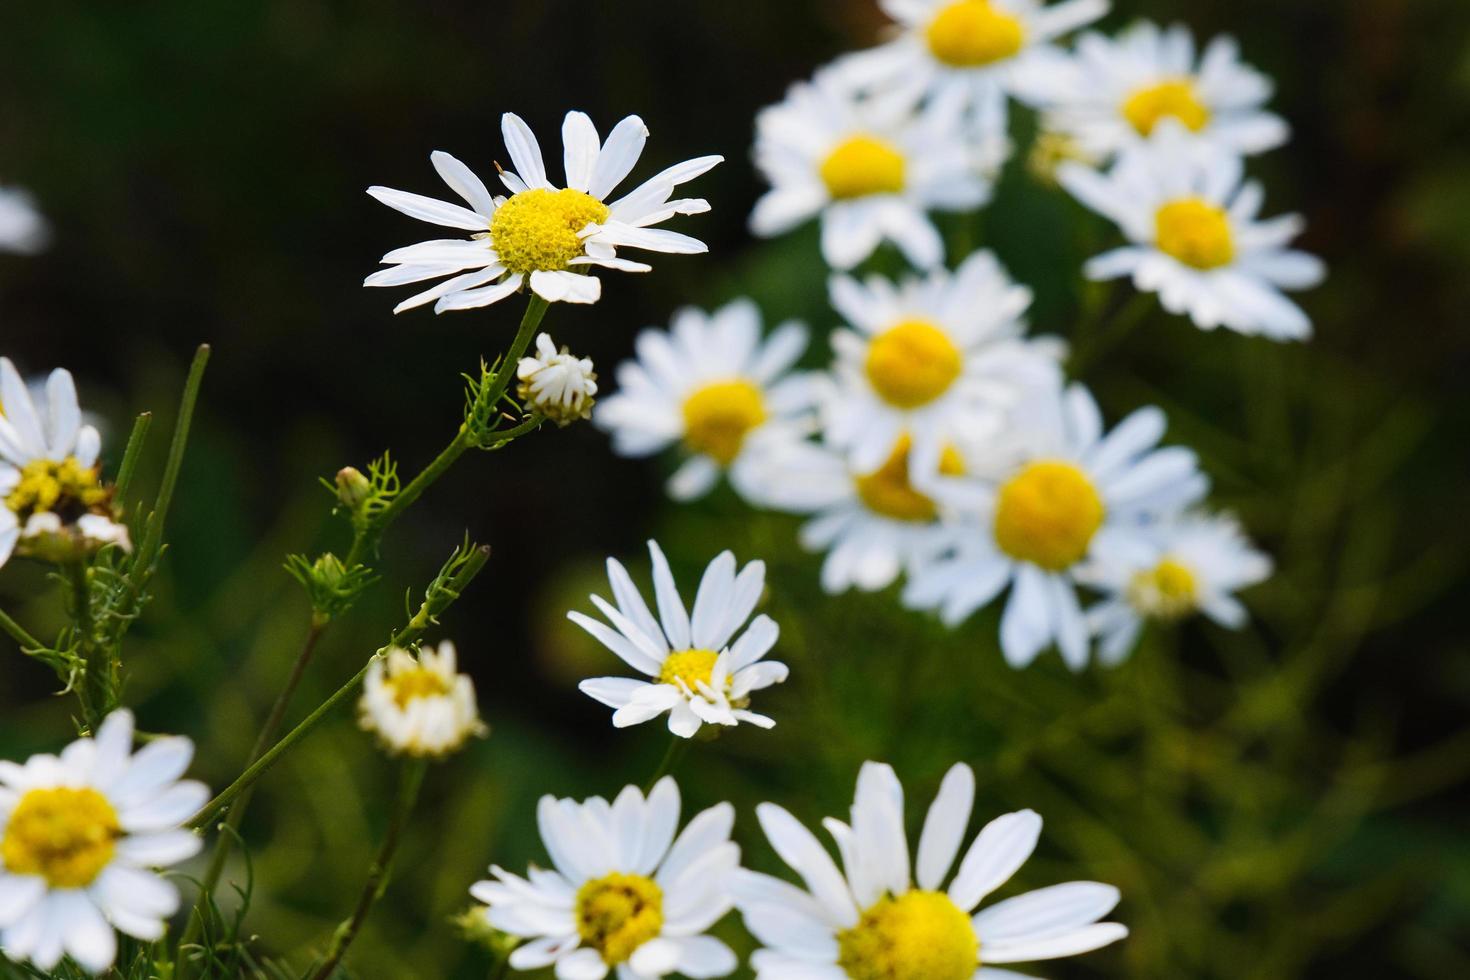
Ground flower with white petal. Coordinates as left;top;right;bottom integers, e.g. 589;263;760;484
751;71;992;271
1025;21;1289;162
903;382;1208;669
359;641;486;758
595;299;815;502
0;710;207;974
470;777;740;980
518;333;599;427
731;760;1127;980
0;186;50;255
573;541;787;738
366;111;721;313
1078;511;1272;665
1059;126;1326;339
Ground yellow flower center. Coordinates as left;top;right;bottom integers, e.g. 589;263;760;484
994;460;1105;570
865;319;963;409
575;872;664;965
658;649;720;691
820;135;907;200
837;890;979;980
4;457;107;521
1122;79;1211;137
2;787;121;889
387;666;452;708
925;1;1026;68
855;436;964;523
489;187;610;275
682;379;768;466
1155;198;1235;270
1128;557;1199;619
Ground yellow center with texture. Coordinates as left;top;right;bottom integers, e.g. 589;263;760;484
837;890;980;980
1155;198;1235;270
576;872;664;965
1122;79;1211;136
387;667;451;708
994;461;1105;570
925;1;1026;67
1128;557;1199;618
659;649;720;691
682;380;767;466
489;188;610;275
820;136;907;200
2;787;121;888
856;436;964;523
865;320;963;409
5;457;106;519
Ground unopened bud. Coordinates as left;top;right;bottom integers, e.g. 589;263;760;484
335;466;372;509
516;333;597;427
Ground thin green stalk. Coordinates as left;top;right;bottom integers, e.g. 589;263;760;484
643;737;691;792
69;561;106;728
131;344;210;580
0;607;43;653
112;412;153;502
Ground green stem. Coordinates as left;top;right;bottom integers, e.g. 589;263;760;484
643;737;691;792
112;412;153;503
0;607;43;653
69;561;107;728
131;344;210;581
481;413;545;450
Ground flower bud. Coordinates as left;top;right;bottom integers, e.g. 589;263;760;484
335;466;372;509
516;333;598;427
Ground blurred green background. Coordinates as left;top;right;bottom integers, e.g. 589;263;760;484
3;0;1469;977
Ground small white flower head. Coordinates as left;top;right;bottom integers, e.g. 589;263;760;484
750;71;992;271
1059;126;1326;339
366;111;722;313
572;540;788;738
1025;21;1290;162
595;299;815;502
359;641;486;758
0;359;129;569
0;710;207;974
470;777;740;979
517;333;598;427
1079;511;1273;665
0;186;50;255
731;760;1127;980
903;382;1209;669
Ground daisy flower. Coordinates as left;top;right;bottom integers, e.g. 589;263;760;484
750;71;991;270
903;383;1207;669
731;760;1127;980
518;333;599;427
1026;21;1289;162
572;541;788;738
1078;511;1273;665
824;250;1063;478
0;186;49;255
0;710;207;974
358;641;486;758
470;777;740;979
366;111;721;313
595;299;814;502
0;359;129;569
1058;126;1326;339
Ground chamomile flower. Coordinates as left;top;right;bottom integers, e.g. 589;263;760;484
1078;511;1273;664
750;72;991;270
366;112;721;313
825;250;1063;478
731;761;1127;980
358;641;486;758
518;333;599;427
903;383;1208;669
0;186;49;255
0;710;207;974
470;777;740;979
1058;126;1326;339
595;299;815;501
1026;22;1289;162
573;541;787;738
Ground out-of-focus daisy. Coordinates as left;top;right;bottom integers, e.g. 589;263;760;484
518;333;599;427
366;112;721;313
750;72;991;270
731;760;1127;980
595;299;814;501
359;641;486;758
1026;22;1289;162
572;541;787;738
470;777;740;979
904;383;1207;669
0;710;207;974
0;359;129;568
825;250;1062;477
0;186;50;255
1079;511;1272;664
1058;127;1325;339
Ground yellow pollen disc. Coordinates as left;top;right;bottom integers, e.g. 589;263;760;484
659;649;721;691
489;187;610;276
837;890;979;980
387;667;452;708
1155;198;1235;270
2;787;121;889
820;135;907;200
855;436;964;524
575;872;664;965
1128;557;1199;619
1122;79;1211;136
4;457;107;520
865;319;964;409
994;460;1105;570
925;0;1026;68
682;379;767;466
